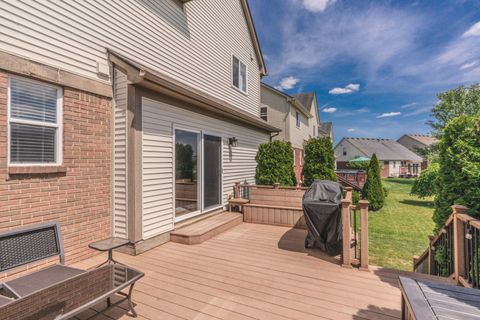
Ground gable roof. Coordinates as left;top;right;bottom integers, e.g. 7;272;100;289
319;122;333;137
400;134;438;146
338;138;423;162
260;83;311;118
240;0;267;76
292;92;315;112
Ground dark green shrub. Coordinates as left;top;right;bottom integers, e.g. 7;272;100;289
433;115;480;230
255;141;296;186
347;160;370;170
411;163;440;198
362;154;385;211
302;137;337;186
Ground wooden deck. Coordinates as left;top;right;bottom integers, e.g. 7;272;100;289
72;223;451;320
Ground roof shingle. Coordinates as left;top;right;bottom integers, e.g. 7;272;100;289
341;138;423;162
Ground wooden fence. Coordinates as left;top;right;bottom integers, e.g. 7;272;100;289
414;205;480;288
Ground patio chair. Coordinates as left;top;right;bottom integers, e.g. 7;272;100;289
0;222;144;319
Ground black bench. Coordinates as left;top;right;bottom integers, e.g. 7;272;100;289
0;222;144;319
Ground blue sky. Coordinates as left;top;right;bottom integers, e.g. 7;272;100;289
249;0;480;143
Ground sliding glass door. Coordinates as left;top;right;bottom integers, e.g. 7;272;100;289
203;134;222;210
175;129;200;219
174;129;222;221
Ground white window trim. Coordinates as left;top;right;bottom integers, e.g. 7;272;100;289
7;76;63;167
231;55;248;95
260;105;268;121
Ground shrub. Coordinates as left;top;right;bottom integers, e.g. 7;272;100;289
302;137;337;186
362;154;385;211
411;163;440;198
352;190;360;205
433;115;480;229
347;160;370;170
255;141;296;186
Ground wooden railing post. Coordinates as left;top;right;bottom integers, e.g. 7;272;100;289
427;235;434;275
359;200;369;271
342;199;352;268
234;182;240;198
345;187;353;203
453;204;468;284
274;183;280;189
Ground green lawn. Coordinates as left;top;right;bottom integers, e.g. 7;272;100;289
367;178;435;271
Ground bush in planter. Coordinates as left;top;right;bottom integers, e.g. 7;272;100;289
362;153;385;211
433;115;480;230
302;137;337;186
255;141;296;186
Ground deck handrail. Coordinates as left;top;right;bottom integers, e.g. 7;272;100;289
413;205;480;289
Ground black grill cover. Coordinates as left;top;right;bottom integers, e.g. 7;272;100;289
302;180;343;255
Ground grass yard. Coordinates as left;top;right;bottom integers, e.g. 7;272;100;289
368;178;435;271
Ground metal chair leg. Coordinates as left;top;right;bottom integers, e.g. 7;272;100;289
107;297;112;307
127;283;138;317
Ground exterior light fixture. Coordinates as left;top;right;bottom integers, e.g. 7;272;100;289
228;137;238;147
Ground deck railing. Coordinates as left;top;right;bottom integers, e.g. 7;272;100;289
341;187;369;270
414;205;480;288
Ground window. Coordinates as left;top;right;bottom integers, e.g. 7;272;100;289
8;77;62;165
232;56;247;93
295;111;300;128
342;147;347;156
260;106;268;121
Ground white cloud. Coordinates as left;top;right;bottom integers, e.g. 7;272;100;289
356;107;370;113
460;61;478;70
274;76;299;91
347;128;356;132
329;83;361;95
377;112;401;118
400;102;417;109
322;107;337;113
462;21;480;38
302;0;336;13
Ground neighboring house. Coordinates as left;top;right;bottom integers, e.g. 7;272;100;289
335;138;423;178
260;84;325;183
397;134;438;169
0;0;279;263
319;122;334;142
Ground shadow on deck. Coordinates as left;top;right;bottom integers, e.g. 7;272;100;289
71;223;452;320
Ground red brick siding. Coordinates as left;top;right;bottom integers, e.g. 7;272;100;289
293;148;303;185
0;72;112;278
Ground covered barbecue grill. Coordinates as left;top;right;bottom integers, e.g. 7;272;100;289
303;180;343;256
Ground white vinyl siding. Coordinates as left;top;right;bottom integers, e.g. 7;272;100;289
113;68;128;238
0;0;261;116
8;76;62;165
142;97;268;239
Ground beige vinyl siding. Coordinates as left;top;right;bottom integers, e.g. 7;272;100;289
142;97;268;239
259;86;289;141
113;68;128;238
289;105;311;149
0;0;261;116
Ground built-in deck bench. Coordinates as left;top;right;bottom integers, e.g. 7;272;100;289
234;183;307;228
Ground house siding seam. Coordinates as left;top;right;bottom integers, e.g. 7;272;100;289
0;72;112;278
141;97;269;240
0;0;261;116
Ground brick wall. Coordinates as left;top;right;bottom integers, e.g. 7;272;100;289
293;148;303;185
0;72;112;277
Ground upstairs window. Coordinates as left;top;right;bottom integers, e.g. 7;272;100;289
260;106;268;121
295;111;300;128
8;77;63;165
232;56;247;93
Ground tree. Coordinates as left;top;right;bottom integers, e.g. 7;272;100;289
362;153;385;211
255;141;296;186
433;115;480;230
302;137;337;186
429;84;480;135
411;163;440;198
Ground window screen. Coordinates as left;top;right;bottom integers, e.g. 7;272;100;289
9;77;61;164
260;107;268;121
232;56;247;93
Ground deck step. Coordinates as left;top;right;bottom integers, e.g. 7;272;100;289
170;212;243;245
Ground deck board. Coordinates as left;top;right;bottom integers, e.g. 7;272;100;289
73;223;451;320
